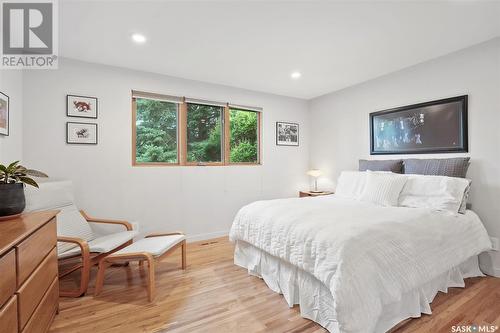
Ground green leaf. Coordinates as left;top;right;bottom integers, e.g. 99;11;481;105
0;165;8;173
25;169;48;178
19;176;39;188
7;160;19;169
6;161;19;173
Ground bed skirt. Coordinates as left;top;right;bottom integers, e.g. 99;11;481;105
234;240;484;333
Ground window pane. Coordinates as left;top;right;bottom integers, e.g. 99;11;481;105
135;98;178;163
187;103;223;163
229;109;258;163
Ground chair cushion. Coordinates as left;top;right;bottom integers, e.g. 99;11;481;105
25;180;95;253
25;179;75;211
58;230;138;258
113;235;185;257
56;204;95;253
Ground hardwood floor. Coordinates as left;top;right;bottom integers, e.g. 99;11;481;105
51;237;500;333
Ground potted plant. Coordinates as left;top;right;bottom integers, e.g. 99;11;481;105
0;161;48;219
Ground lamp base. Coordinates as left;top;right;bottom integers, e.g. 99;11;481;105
309;190;323;193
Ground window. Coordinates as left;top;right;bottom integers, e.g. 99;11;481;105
133;97;178;164
187;103;223;164
132;91;261;166
229;108;259;164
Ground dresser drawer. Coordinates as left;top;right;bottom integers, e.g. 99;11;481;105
17;247;58;330
16;219;56;286
0;295;18;333
0;250;16;307
22;277;58;333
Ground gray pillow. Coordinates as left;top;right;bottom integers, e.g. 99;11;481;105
359;159;403;173
458;184;471;214
403;157;470;178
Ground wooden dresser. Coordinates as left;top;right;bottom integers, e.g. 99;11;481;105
0;211;59;333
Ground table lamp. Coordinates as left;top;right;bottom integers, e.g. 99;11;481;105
307;169;323;193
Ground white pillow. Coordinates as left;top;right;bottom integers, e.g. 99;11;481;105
335;171;367;199
398;174;471;213
359;171;407;207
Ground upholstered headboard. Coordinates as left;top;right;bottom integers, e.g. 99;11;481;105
359;157;470;178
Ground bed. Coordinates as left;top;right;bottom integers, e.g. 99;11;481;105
229;166;491;333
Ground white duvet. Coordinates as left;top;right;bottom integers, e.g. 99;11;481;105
229;195;491;333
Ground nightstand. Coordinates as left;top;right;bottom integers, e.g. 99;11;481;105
299;191;334;198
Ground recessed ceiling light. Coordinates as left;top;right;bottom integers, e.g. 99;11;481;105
131;33;146;44
291;71;302;79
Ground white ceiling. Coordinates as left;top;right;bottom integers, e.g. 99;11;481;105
60;1;500;99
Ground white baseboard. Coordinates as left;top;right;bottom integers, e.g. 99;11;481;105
479;251;500;278
186;230;229;242
481;264;500;277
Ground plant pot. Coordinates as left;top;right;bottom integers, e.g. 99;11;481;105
0;183;26;218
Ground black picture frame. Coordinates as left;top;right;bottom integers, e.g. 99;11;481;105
276;121;299;146
67;94;98;119
66;122;98;145
370;95;468;155
0;91;9;136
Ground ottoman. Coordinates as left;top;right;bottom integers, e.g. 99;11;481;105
94;232;186;301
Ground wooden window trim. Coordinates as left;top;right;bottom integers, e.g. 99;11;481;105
224;104;231;165
179;100;187;165
132;94;262;167
185;162;225;166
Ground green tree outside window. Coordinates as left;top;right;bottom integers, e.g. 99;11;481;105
229;109;258;163
135;98;178;163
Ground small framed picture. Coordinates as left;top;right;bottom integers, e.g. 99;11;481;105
276;121;299;146
0;91;9;136
67;94;98;118
66;122;98;145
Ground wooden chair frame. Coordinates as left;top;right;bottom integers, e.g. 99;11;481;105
57;210;133;297
94;232;186;302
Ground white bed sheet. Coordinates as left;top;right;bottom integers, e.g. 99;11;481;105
229;195;491;333
235;240;483;333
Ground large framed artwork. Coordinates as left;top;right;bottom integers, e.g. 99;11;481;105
66;122;98;145
67;94;98;118
0;92;9;136
370;95;468;155
276;121;299;146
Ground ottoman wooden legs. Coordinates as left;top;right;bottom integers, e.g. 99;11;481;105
95;252;156;301
94;237;186;302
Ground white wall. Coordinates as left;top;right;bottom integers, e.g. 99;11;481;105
0;70;23;162
309;38;500;275
22;59;309;240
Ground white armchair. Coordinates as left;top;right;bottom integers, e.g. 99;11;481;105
25;179;138;297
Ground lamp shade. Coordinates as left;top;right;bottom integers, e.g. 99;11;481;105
306;169;323;178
